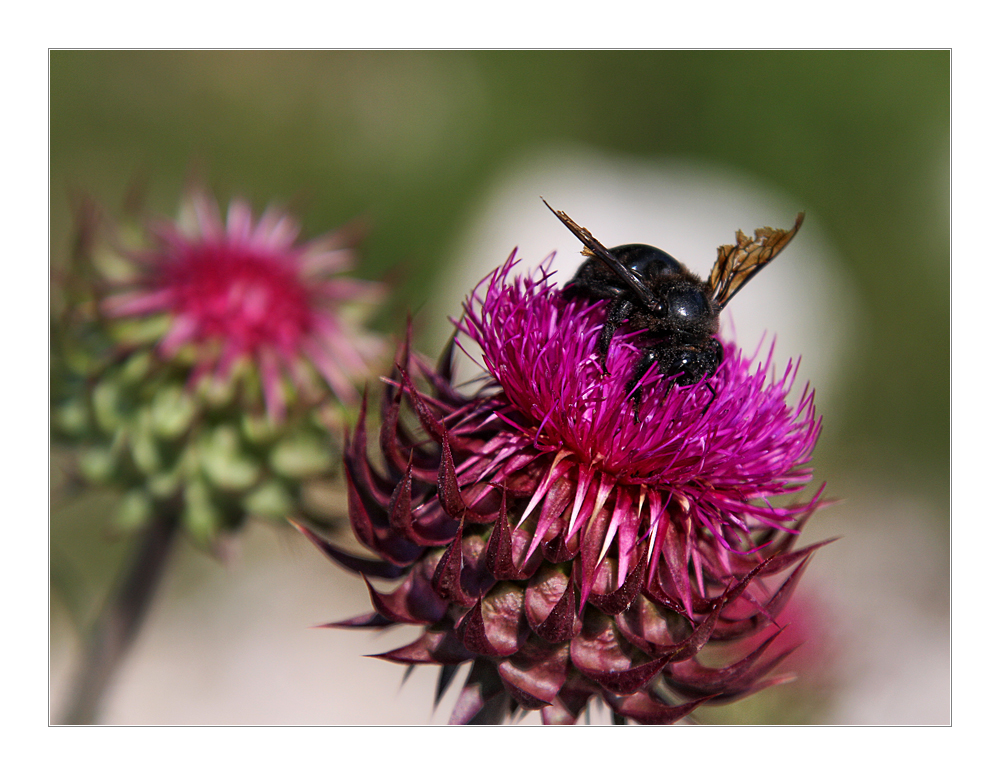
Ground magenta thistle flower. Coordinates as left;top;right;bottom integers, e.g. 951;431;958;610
102;191;384;422
300;253;829;724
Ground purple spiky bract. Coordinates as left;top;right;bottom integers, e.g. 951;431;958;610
305;252;829;724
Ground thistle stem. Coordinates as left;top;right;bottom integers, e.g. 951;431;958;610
59;507;180;725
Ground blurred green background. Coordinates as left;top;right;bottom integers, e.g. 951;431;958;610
50;51;949;724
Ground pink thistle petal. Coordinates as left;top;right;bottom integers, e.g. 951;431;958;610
515;449;572;529
310;314;372;375
301;337;361;406
191;193;223;238
102;287;175;317
521;473;574;568
252;207;300;249
225;199;254;243
158;313;199;357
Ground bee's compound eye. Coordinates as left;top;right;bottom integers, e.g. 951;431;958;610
668;288;709;321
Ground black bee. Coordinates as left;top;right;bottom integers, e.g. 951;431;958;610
543;200;804;403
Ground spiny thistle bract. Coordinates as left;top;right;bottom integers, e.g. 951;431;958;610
298;253;830;724
52;190;386;547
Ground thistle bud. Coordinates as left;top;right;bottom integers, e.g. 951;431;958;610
53;190;386;547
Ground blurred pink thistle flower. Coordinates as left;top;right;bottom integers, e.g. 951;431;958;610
54;189;389;544
102;192;384;421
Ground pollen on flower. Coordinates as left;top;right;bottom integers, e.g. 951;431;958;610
303;250;831;725
101;193;385;421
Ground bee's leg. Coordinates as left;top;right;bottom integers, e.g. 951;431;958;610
691;339;723;415
596;298;634;369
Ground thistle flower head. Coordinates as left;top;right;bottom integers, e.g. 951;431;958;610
302;251;829;724
53;189;386;546
459;255;822;608
102;191;384;421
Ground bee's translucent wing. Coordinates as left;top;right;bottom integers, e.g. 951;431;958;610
708;212;805;309
542;199;661;311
